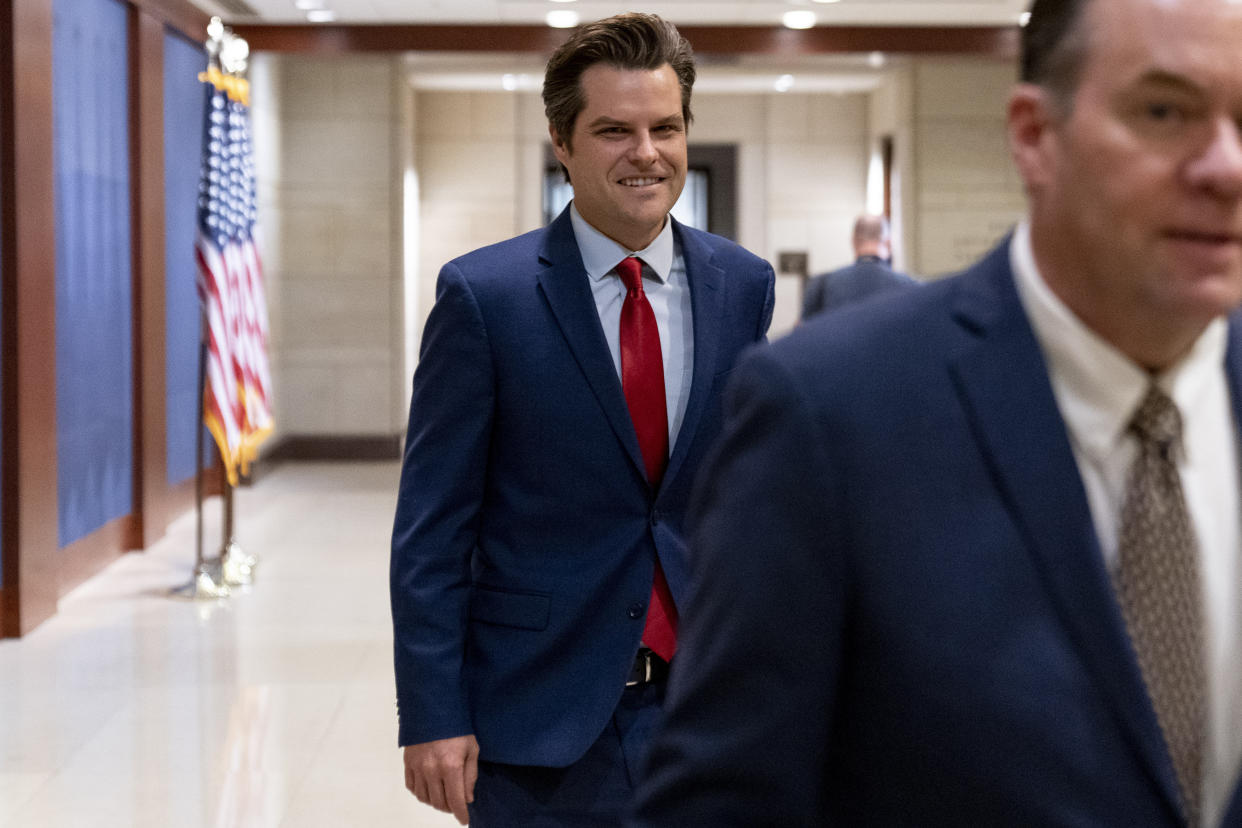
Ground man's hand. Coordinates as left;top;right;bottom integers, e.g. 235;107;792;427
403;735;480;825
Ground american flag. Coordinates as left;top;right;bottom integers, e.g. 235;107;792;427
196;64;273;485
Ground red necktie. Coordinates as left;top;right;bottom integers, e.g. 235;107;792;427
616;256;678;661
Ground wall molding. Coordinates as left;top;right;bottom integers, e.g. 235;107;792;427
234;24;1019;60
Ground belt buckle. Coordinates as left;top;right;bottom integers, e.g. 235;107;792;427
626;648;653;687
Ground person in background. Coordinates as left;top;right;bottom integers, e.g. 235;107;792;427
389;12;774;827
800;213;918;320
632;0;1242;824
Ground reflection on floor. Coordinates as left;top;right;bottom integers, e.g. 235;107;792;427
0;461;458;828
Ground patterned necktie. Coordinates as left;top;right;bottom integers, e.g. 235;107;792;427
616;256;677;662
1114;385;1205;826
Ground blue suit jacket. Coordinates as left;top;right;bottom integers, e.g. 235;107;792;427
390;207;774;767
633;240;1242;826
800;255;918;320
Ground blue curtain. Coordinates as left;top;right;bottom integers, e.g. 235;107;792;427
163;30;208;487
53;0;134;548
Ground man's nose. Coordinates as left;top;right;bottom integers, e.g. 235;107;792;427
1188;116;1242;199
629;130;659;166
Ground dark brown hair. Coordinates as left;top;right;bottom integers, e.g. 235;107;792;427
1020;0;1093;105
543;13;695;151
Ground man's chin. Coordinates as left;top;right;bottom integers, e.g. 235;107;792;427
1166;274;1242;321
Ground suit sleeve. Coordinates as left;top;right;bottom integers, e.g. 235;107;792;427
390;262;494;748
631;345;847;826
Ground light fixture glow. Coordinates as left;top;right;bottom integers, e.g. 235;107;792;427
782;10;817;29
868;51;885;68
1019;11;1031;25
306;9;336;22
774;74;795;92
502;74;518;91
546;9;579;28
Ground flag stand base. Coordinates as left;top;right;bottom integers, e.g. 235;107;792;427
222;540;258;586
170;561;232;600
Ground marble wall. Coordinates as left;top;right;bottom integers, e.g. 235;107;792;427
252;53;1022;445
251;54;408;445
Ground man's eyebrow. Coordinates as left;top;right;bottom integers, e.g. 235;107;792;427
1130;68;1205;96
584;113;684;129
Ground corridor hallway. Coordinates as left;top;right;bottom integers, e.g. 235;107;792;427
0;462;456;827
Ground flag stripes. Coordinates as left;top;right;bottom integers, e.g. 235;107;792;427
196;64;272;485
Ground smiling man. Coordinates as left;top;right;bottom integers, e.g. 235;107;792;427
389;13;774;827
633;0;1242;825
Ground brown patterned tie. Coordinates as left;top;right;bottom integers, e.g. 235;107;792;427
1114;385;1205;827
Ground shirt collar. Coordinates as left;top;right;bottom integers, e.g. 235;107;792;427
569;202;674;284
1010;219;1228;460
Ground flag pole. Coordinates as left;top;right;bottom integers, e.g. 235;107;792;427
178;15;268;594
171;320;230;600
220;476;257;586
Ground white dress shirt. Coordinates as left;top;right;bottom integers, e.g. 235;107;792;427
1011;221;1242;827
569;203;694;449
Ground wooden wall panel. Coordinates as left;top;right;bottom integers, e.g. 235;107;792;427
234;23;1019;59
131;0;208;41
0;0;14;634
134;9;169;550
3;0;59;636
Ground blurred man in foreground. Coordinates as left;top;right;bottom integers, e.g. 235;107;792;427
634;0;1242;824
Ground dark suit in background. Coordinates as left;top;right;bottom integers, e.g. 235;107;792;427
391;15;777;825
392;204;772;821
391;206;772;763
800;254;918;319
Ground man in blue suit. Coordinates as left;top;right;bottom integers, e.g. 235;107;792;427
390;13;774;826
633;0;1242;824
800;213;918;320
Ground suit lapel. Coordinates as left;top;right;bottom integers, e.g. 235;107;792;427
946;243;1183;821
535;209;648;482
663;221;723;489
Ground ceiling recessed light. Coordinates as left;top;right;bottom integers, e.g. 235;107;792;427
783;10;817;29
306;9;336;22
774;74;795;92
546;9;579;27
1018;11;1032;25
502;74;518;91
868;51;885;68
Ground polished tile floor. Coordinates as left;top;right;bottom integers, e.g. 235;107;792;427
0;461;458;828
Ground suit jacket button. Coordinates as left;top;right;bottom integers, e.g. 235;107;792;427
628;602;645;619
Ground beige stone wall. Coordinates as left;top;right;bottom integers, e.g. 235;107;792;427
911;57;1026;279
409;89;869;341
251;53;1026;441
251;53;407;443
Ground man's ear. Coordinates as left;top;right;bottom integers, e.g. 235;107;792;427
1008;84;1060;195
549;124;570;165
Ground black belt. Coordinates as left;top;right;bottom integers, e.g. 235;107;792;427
626;647;670;687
